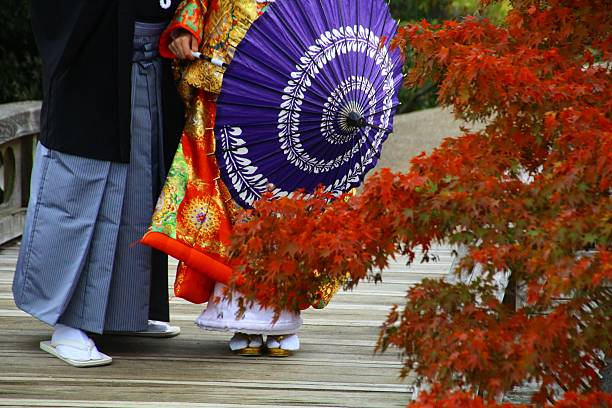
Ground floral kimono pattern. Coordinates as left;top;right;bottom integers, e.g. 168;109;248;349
142;0;273;303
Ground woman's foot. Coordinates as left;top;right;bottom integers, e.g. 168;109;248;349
266;333;299;357
229;333;264;356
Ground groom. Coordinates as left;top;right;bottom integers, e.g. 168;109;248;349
12;1;184;367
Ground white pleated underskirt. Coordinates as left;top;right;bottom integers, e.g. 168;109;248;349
195;283;303;335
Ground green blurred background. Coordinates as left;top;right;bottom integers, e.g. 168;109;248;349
0;0;507;110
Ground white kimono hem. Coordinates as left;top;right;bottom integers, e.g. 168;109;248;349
195;283;302;335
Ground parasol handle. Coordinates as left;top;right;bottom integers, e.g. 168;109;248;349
191;52;229;69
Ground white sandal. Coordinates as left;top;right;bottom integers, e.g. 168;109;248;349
40;339;112;368
106;320;181;338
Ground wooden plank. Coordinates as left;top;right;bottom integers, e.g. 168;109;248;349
0;400;315;408
0;240;452;407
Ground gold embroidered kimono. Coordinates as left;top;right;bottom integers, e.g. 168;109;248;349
142;0;273;303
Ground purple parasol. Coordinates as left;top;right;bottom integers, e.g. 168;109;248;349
215;0;404;208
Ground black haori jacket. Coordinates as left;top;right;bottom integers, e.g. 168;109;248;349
30;0;184;164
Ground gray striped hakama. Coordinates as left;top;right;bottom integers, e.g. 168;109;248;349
13;22;170;334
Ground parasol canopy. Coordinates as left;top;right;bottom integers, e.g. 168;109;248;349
215;0;404;208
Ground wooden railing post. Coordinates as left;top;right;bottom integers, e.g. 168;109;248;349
0;101;41;245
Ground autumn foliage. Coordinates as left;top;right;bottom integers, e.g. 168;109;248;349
228;0;611;405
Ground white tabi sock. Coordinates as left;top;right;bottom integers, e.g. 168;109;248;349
229;333;263;351
52;324;104;361
147;320;172;332
266;333;300;351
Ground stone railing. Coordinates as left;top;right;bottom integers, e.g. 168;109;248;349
0;101;40;245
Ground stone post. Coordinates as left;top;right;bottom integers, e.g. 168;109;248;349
0;101;40;245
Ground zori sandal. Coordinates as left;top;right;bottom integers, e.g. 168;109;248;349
230;333;264;357
106;320;181;338
266;334;300;357
40;339;112;368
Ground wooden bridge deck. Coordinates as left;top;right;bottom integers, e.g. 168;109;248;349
0;240;453;407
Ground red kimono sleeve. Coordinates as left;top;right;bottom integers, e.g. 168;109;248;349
159;0;209;58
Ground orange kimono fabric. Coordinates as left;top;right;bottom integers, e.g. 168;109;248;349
142;0;271;304
142;91;237;304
